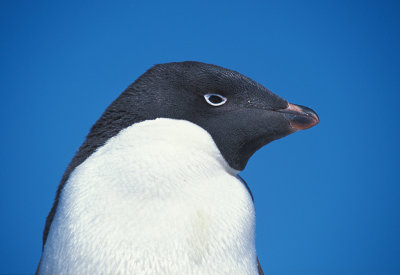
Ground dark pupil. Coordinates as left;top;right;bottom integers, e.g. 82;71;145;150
208;95;222;104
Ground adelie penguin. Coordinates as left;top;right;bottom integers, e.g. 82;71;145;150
37;61;319;275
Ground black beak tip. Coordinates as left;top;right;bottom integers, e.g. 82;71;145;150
278;103;319;130
296;104;319;121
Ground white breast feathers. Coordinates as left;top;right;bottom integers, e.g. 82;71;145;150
39;118;257;275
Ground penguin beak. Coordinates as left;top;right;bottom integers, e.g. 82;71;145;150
277;103;319;130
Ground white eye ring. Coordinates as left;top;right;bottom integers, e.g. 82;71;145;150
204;94;227;106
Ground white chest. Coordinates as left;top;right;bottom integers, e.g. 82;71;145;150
40;119;257;275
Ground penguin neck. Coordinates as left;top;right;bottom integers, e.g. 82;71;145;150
41;118;257;274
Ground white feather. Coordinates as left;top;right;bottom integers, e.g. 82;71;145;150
39;118;257;275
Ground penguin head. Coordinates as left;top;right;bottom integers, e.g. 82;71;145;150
93;61;319;171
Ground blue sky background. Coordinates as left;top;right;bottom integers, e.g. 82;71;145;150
1;1;399;274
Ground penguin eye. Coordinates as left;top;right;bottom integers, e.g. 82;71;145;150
204;94;227;106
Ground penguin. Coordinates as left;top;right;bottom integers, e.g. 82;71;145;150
37;61;319;275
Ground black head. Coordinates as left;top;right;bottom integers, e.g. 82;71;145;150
111;61;319;170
